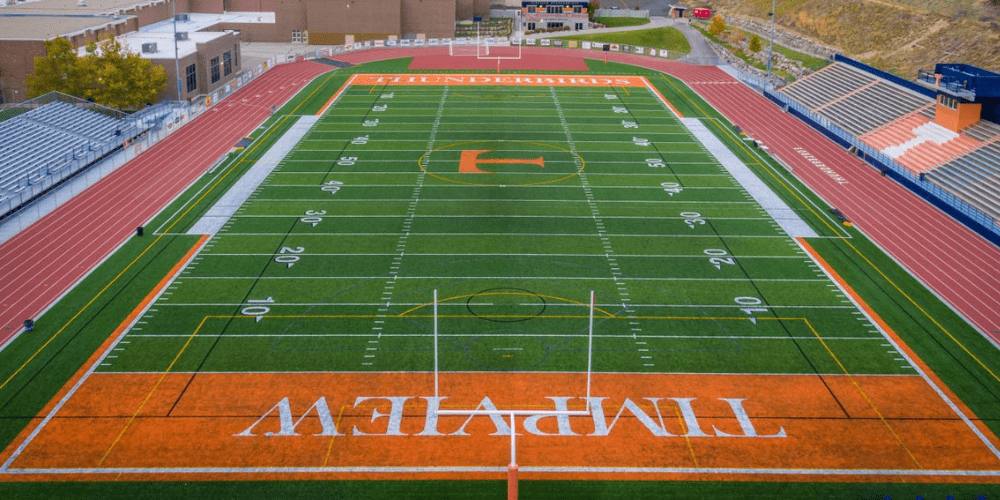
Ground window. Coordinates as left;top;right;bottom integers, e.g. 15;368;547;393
210;56;220;84
575;23;583;30
527;6;535;13
939;94;958;109
527;22;535;30
547;6;560;13
547;22;563;28
292;29;304;43
573;6;582;13
223;51;232;77
185;63;197;93
233;44;238;67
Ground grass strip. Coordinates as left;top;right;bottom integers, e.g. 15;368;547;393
551;26;690;55
593;16;651;28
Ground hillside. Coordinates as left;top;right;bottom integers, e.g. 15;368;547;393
687;0;1000;78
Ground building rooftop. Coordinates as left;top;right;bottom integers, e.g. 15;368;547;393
2;9;271;45
0;13;129;40
0;0;155;41
76;12;272;59
0;0;163;16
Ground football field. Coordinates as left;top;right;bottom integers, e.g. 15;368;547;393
2;72;999;486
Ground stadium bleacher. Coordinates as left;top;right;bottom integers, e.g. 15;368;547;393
0;99;131;218
19;101;122;143
780;63;932;136
778;61;1000;224
928;134;1000;220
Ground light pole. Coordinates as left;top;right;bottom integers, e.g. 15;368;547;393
173;0;182;101
766;0;776;87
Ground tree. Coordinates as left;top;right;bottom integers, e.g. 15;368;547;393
707;14;727;37
25;37;90;98
85;36;167;109
25;35;167;109
91;36;168;109
748;33;763;52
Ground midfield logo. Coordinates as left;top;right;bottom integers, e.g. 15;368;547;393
458;150;546;174
235;395;786;438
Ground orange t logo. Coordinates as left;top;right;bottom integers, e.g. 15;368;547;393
458;150;545;173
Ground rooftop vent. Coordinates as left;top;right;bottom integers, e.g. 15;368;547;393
77;0;86;6
141;42;158;53
174;13;189;22
175;31;189;41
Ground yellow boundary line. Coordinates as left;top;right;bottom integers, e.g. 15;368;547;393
660;75;845;238
98;314;219;467
666;73;1000;386
18;69;1000;478
838;235;1000;386
93;236;209;468
318;73;357;115
0;70;339;396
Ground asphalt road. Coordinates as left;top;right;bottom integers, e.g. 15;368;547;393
603;0;674;17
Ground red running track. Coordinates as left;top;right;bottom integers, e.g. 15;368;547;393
0;61;332;347
586;52;1000;345
2;47;997;351
338;47;1000;344
333;46;591;71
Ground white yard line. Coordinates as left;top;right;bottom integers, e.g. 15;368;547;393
187;116;320;235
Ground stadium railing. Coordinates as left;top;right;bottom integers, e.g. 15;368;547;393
0;99;178;226
721;65;1000;245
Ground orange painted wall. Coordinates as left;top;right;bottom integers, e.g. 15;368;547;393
935;101;982;132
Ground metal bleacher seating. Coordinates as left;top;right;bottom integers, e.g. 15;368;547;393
779;63;934;137
778;62;1000;224
926;119;1000;220
0;99;127;215
19;100;122;142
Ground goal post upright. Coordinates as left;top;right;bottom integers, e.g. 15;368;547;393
587;290;594;405
434;289;439;400
431;290;597;500
433;290;595;417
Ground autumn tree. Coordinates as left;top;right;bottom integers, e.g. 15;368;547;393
748;33;763;52
84;36;167;109
26;35;167;109
25;37;91;98
707;14;727;37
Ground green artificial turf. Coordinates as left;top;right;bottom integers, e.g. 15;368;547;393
1;57;998;499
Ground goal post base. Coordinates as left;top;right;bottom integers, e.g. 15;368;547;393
507;463;518;500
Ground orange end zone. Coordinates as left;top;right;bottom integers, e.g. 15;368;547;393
2;371;999;483
797;237;1000;448
349;74;651;87
319;73;683;121
317;74;357;115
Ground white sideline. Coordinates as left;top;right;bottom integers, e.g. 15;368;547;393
681;117;818;239
187;115;319;235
